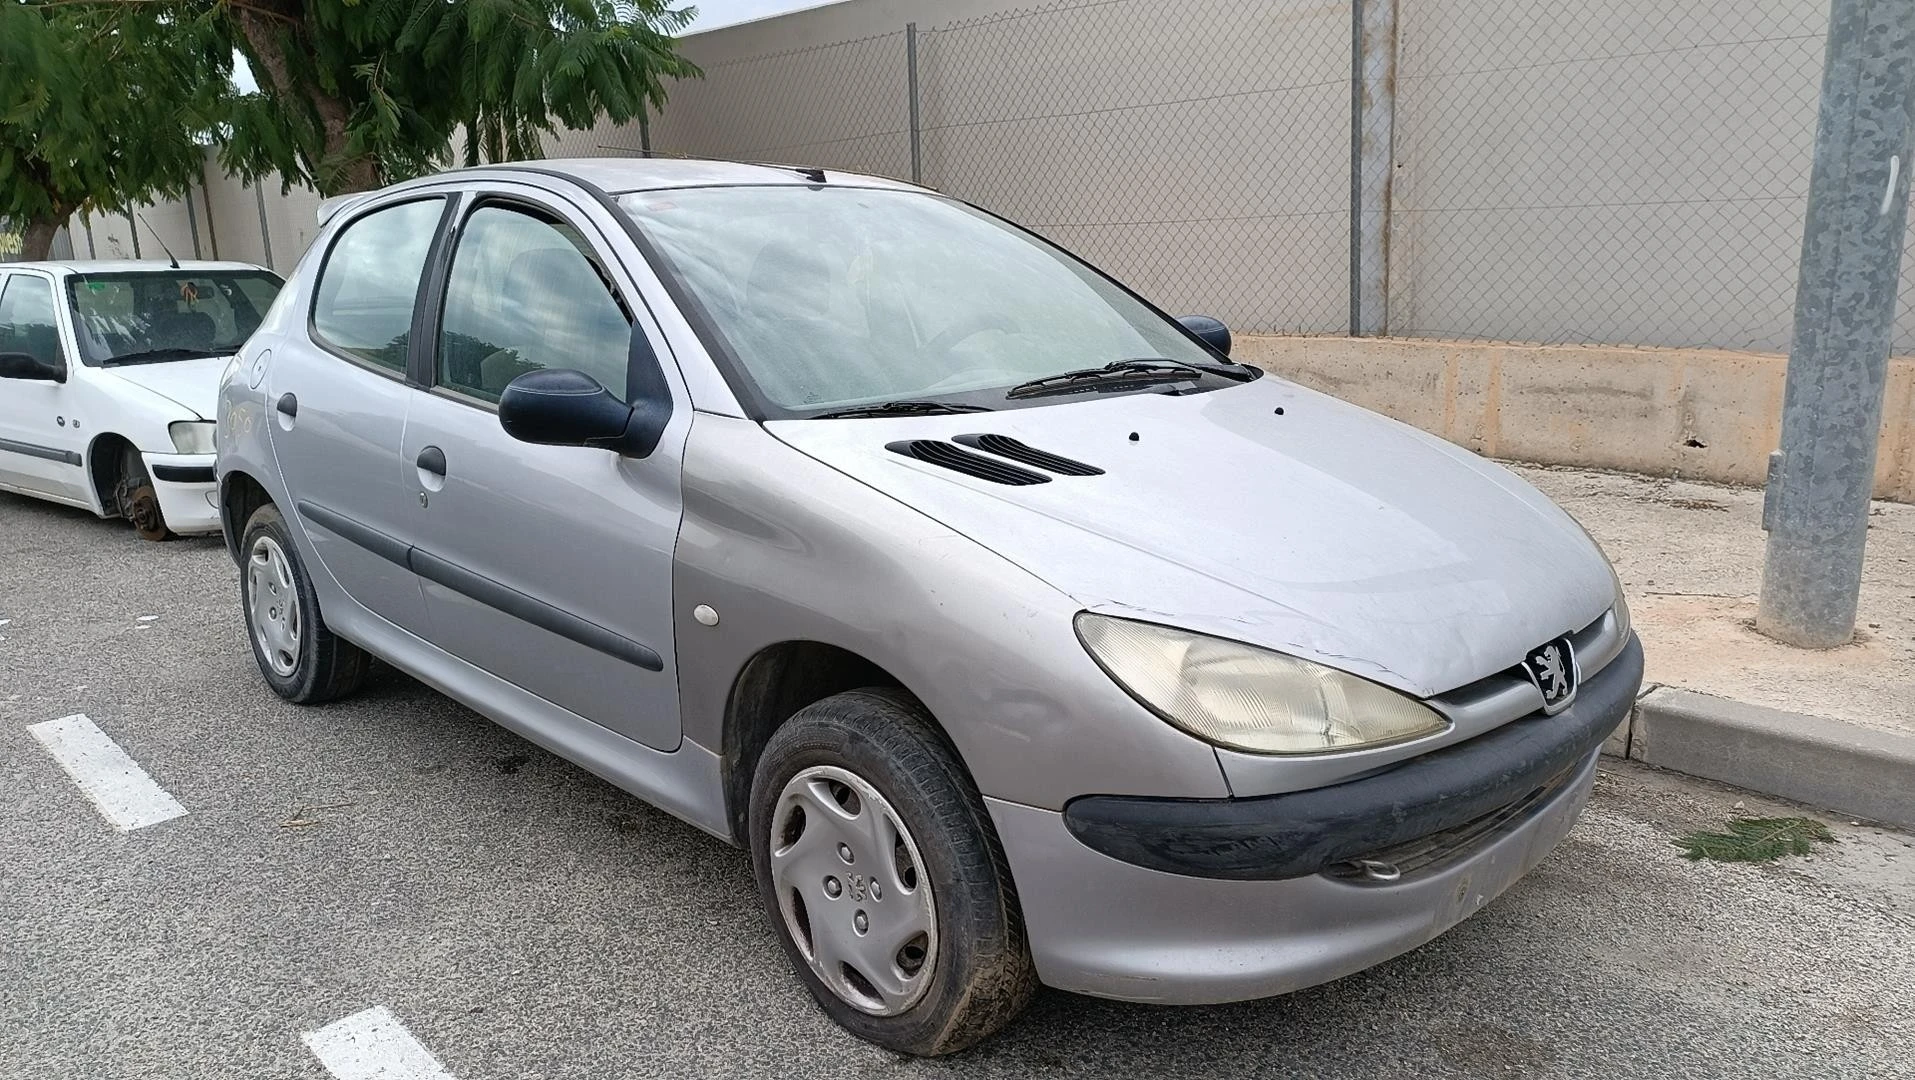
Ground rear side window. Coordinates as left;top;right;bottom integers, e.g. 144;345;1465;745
436;204;630;403
311;198;445;372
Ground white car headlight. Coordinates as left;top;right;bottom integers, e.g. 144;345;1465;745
168;420;216;455
1075;613;1450;755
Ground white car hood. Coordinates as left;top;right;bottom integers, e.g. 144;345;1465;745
102;356;231;420
768;376;1617;698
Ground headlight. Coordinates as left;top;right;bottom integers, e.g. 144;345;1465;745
168;421;216;455
1075;613;1450;755
1571;517;1631;640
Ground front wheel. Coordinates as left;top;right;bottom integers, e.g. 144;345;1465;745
749;688;1037;1056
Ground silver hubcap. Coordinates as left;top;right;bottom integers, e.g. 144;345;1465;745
247;536;300;677
770;765;937;1016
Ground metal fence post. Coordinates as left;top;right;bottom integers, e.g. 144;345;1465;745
254;183;274;269
1758;0;1915;647
183;182;204;259
1349;0;1397;336
906;22;923;185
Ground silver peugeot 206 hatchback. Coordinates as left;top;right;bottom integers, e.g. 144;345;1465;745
216;158;1641;1055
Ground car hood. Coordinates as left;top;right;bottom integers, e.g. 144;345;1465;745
767;377;1617;698
101;355;231;420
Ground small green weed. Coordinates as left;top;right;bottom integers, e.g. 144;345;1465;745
1674;816;1834;862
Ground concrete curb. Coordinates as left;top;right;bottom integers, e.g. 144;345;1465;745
1604;686;1915;830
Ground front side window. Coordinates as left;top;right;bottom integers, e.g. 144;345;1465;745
618;186;1221;416
65;271;283;367
436;203;630;403
312;198;445;373
0;274;63;371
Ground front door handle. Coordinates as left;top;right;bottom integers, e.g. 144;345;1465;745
416;445;447;478
276;393;298;418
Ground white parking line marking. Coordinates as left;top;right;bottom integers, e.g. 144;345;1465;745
303;1007;456;1080
26;714;187;832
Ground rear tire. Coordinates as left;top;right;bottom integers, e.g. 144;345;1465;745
749;687;1037;1056
240;503;369;703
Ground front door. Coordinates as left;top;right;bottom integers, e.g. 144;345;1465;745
268;195;451;637
398;194;686;750
0;271;88;502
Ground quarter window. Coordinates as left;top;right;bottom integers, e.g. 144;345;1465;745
312;198;445;373
437;204;630;403
0;275;63;371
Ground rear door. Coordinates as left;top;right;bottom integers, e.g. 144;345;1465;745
0;271;88;501
397;185;689;750
268;194;452;636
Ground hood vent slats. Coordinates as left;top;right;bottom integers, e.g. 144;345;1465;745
954;434;1105;476
886;439;1052;485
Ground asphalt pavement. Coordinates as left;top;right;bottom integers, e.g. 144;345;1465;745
3;488;1912;1080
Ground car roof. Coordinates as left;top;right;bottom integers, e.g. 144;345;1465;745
420;157;927;197
2;260;274;276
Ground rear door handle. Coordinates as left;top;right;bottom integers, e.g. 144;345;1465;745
416;445;447;478
276;393;298;418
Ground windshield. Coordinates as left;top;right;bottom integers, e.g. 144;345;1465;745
65;270;284;366
617;186;1222;416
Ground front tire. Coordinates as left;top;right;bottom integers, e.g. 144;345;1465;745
240;503;369;703
749;688;1037;1056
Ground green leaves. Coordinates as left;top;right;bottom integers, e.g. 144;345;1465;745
217;0;699;196
0;2;225;254
1674;817;1835;863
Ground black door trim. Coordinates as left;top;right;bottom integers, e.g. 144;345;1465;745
0;436;82;466
294;499;664;673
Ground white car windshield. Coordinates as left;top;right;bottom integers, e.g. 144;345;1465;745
66;270;284;366
617;186;1222;416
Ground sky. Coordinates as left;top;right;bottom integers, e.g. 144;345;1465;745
683;0;827;32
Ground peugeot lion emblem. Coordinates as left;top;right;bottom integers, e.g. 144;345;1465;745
1522;637;1579;715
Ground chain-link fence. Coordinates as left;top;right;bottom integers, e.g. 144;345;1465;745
605;0;1915;355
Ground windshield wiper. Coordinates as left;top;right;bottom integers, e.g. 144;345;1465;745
1005;358;1211;400
810;400;994;419
1006;357;1258;400
100;347;221;367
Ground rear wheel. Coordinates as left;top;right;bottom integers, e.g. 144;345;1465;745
749;688;1036;1056
240;503;369;703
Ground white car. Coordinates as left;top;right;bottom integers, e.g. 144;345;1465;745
0;260;283;538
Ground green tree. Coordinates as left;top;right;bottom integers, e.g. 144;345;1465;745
214;0;699;197
0;4;225;261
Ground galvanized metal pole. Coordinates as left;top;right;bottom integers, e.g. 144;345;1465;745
1758;0;1915;647
906;22;923;185
183;182;204;260
254;183;274;269
1348;0;1396;336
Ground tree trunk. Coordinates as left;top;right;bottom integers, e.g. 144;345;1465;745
231;4;381;196
20;218;59;261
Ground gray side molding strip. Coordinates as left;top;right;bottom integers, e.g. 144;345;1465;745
294;499;663;672
0;437;82;466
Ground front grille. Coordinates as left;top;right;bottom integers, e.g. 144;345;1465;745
1324;761;1581;884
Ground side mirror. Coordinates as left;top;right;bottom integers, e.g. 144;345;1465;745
0;351;65;382
498;368;667;458
1176;315;1232;358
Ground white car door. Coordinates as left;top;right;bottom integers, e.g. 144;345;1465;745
0;270;89;503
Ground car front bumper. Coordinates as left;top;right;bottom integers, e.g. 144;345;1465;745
989;634;1641;1005
143;452;220;535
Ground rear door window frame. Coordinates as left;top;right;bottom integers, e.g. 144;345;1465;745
306;193;459;383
